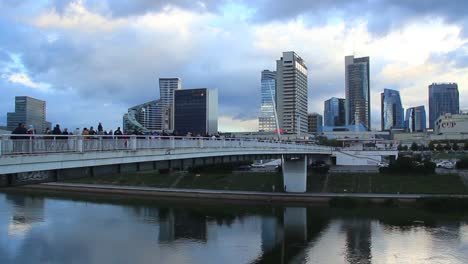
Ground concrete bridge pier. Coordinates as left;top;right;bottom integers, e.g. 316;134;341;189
282;155;307;193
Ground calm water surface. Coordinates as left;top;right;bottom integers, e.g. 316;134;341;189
0;192;467;264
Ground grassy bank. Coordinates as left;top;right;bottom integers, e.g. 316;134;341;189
65;170;284;192
63;170;468;194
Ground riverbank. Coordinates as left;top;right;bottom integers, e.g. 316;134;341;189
61;170;468;194
6;182;468;210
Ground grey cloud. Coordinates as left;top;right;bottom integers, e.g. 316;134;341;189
250;0;468;35
429;43;468;68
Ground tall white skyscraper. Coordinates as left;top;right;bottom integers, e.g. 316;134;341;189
259;70;277;132
345;55;370;130
158;78;181;130
276;51;308;134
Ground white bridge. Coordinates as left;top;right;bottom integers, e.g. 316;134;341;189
0;135;397;192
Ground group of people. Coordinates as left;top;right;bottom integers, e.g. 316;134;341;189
11;122;223;140
11;122;124;138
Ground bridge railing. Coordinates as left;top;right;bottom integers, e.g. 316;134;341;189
0;134;332;156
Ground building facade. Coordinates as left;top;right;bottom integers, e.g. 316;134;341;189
324;97;345;127
307;113;323;133
345;55;370;130
174;88;218;135
7;96;50;133
428;83;459;129
259;70;277;132
158;78;182;130
405;106;426;133
276;51;308;134
381;89;404;131
434;113;468;136
123;99;163;133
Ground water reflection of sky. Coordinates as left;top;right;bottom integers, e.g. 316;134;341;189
0;192;467;264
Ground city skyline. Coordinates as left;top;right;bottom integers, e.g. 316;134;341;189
1;1;468;132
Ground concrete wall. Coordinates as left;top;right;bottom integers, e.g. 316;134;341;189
12;170;56;186
283;157;307;193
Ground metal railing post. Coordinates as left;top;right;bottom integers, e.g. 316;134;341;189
170;137;175;149
0;135;3;156
130;136;137;151
77;136;83;153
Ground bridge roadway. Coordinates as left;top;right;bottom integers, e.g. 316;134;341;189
0;135;397;192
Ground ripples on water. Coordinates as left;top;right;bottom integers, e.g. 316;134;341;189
0;192;467;264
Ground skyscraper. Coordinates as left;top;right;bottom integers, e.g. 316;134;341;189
174;88;218;135
405;106;426;133
345;55;370;130
7;96;50;133
324;97;346;127
380;89;404;131
158;78;181;130
307;113;323;133
276;51;308;134
259;70;277;132
428;83;459;129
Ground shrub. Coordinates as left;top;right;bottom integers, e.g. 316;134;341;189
456;158;468;169
428;142;435;151
380;156;435;174
410;142;418;151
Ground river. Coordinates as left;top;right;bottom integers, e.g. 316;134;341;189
0;192;467;264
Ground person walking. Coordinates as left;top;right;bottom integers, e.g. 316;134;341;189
114;127;122;136
11;123;27;153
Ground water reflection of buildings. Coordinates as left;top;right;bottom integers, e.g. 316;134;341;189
341;219;372;264
255;207;330;264
158;209;207;242
5;194;45;236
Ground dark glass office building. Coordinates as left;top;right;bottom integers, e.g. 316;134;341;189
174;88;218;136
405;106;426;133
428;83;459;129
345;55;370;130
324;97;345;127
7;96;50;133
380;89;404;131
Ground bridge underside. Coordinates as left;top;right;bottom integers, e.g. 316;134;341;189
0;153;328;191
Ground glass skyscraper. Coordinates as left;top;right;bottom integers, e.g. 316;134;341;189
405;106;426;133
7;96;50;133
345;55;370;130
428;83;459;129
174;88;218;135
380;89;404;131
259;70;277;132
324;97;345;127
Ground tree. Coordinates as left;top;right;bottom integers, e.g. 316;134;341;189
453;143;459;151
403;145;409;151
464;141;468;151
397;144;404;151
436;144;444;152
444;144;452;151
410;142;418;151
428;141;435;151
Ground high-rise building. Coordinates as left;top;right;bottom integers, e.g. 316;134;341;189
276;51;308;134
259;70;277;132
123;99;162;133
7;96;50;133
380;89;404;131
307;113;322;133
174;88;218;135
428;83;459;129
405;106;426;133
158;78;181;130
324;97;346;127
345;55;370;130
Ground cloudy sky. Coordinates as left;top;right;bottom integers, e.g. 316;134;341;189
0;0;467;132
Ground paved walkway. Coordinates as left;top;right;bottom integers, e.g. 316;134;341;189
37;182;468;199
